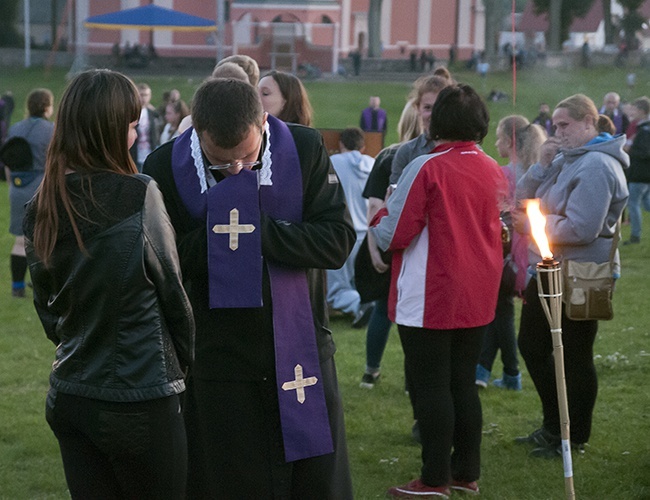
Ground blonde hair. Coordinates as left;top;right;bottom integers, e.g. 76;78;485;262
397;99;421;142
411;72;454;107
497;115;547;170
556;93;599;126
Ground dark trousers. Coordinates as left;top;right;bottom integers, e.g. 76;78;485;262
478;293;519;375
46;391;187;500
184;356;353;499
518;279;598;443
399;325;484;487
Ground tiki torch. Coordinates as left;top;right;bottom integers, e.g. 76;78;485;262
526;199;575;500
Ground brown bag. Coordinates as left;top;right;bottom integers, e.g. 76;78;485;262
562;221;619;321
562;260;614;321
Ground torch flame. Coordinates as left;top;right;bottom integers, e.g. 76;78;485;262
526;199;553;260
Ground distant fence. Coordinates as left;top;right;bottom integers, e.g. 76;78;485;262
3;47;650;73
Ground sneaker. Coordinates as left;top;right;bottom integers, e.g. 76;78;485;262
492;372;522;391
514;427;560;448
475;364;490;388
387;478;451;499
359;371;380;389
11;287;26;298
352;303;374;329
623;235;640;245
451;480;480;495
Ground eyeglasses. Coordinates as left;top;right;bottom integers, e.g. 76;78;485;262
203;129;265;172
207;160;263;171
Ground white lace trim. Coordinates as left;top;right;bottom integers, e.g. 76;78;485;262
259;120;273;186
190;129;209;194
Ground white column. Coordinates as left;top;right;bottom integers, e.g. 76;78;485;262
71;0;90;74
340;0;351;54
457;0;470;47
24;0;31;67
121;0;139;45
417;0;431;47
332;22;340;73
155;0;173;50
381;0;392;50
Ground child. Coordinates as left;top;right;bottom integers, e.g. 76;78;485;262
475;115;546;390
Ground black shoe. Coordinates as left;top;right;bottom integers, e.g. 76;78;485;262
530;441;586;459
352;303;374;329
12;287;26;298
514;428;560;448
359;371;380;389
623;236;640;245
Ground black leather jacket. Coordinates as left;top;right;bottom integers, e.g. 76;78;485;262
24;173;194;402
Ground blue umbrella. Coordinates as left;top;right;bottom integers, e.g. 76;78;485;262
84;4;215;31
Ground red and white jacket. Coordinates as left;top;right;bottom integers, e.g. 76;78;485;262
371;141;507;330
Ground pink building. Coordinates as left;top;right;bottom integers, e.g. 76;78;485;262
79;0;485;71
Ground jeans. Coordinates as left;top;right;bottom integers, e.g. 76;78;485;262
326;238;363;315
46;391;187;499
365;297;393;371
478;293;519;376
628;182;650;238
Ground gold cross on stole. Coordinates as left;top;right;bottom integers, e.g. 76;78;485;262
212;208;256;250
281;364;318;404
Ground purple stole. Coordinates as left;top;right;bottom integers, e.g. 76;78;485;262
171;115;333;462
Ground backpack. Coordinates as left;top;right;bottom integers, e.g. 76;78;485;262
0;136;33;171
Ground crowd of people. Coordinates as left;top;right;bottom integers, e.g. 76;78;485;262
0;53;642;498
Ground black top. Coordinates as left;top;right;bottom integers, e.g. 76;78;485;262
363;143;400;200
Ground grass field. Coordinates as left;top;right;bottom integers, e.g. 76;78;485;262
1;63;649;499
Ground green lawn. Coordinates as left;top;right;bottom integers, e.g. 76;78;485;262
1;63;649;499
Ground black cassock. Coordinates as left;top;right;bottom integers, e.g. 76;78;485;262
143;123;355;499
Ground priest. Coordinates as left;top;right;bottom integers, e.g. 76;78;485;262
143;78;355;498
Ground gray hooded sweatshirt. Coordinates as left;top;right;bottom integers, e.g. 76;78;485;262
516;134;629;270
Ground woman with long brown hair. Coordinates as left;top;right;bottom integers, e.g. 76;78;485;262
23;69;194;499
257;70;313;126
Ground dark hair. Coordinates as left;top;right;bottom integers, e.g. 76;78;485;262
339;127;365;151
262;70;313;126
26;88;53;118
34;69;140;266
429;84;489;143
191;78;264;149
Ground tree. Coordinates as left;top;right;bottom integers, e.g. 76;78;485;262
602;0;614;45
367;0;383;58
619;0;646;49
0;0;21;47
532;0;596;50
483;0;507;59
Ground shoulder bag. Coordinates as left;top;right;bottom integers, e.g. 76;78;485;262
562;221;619;321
